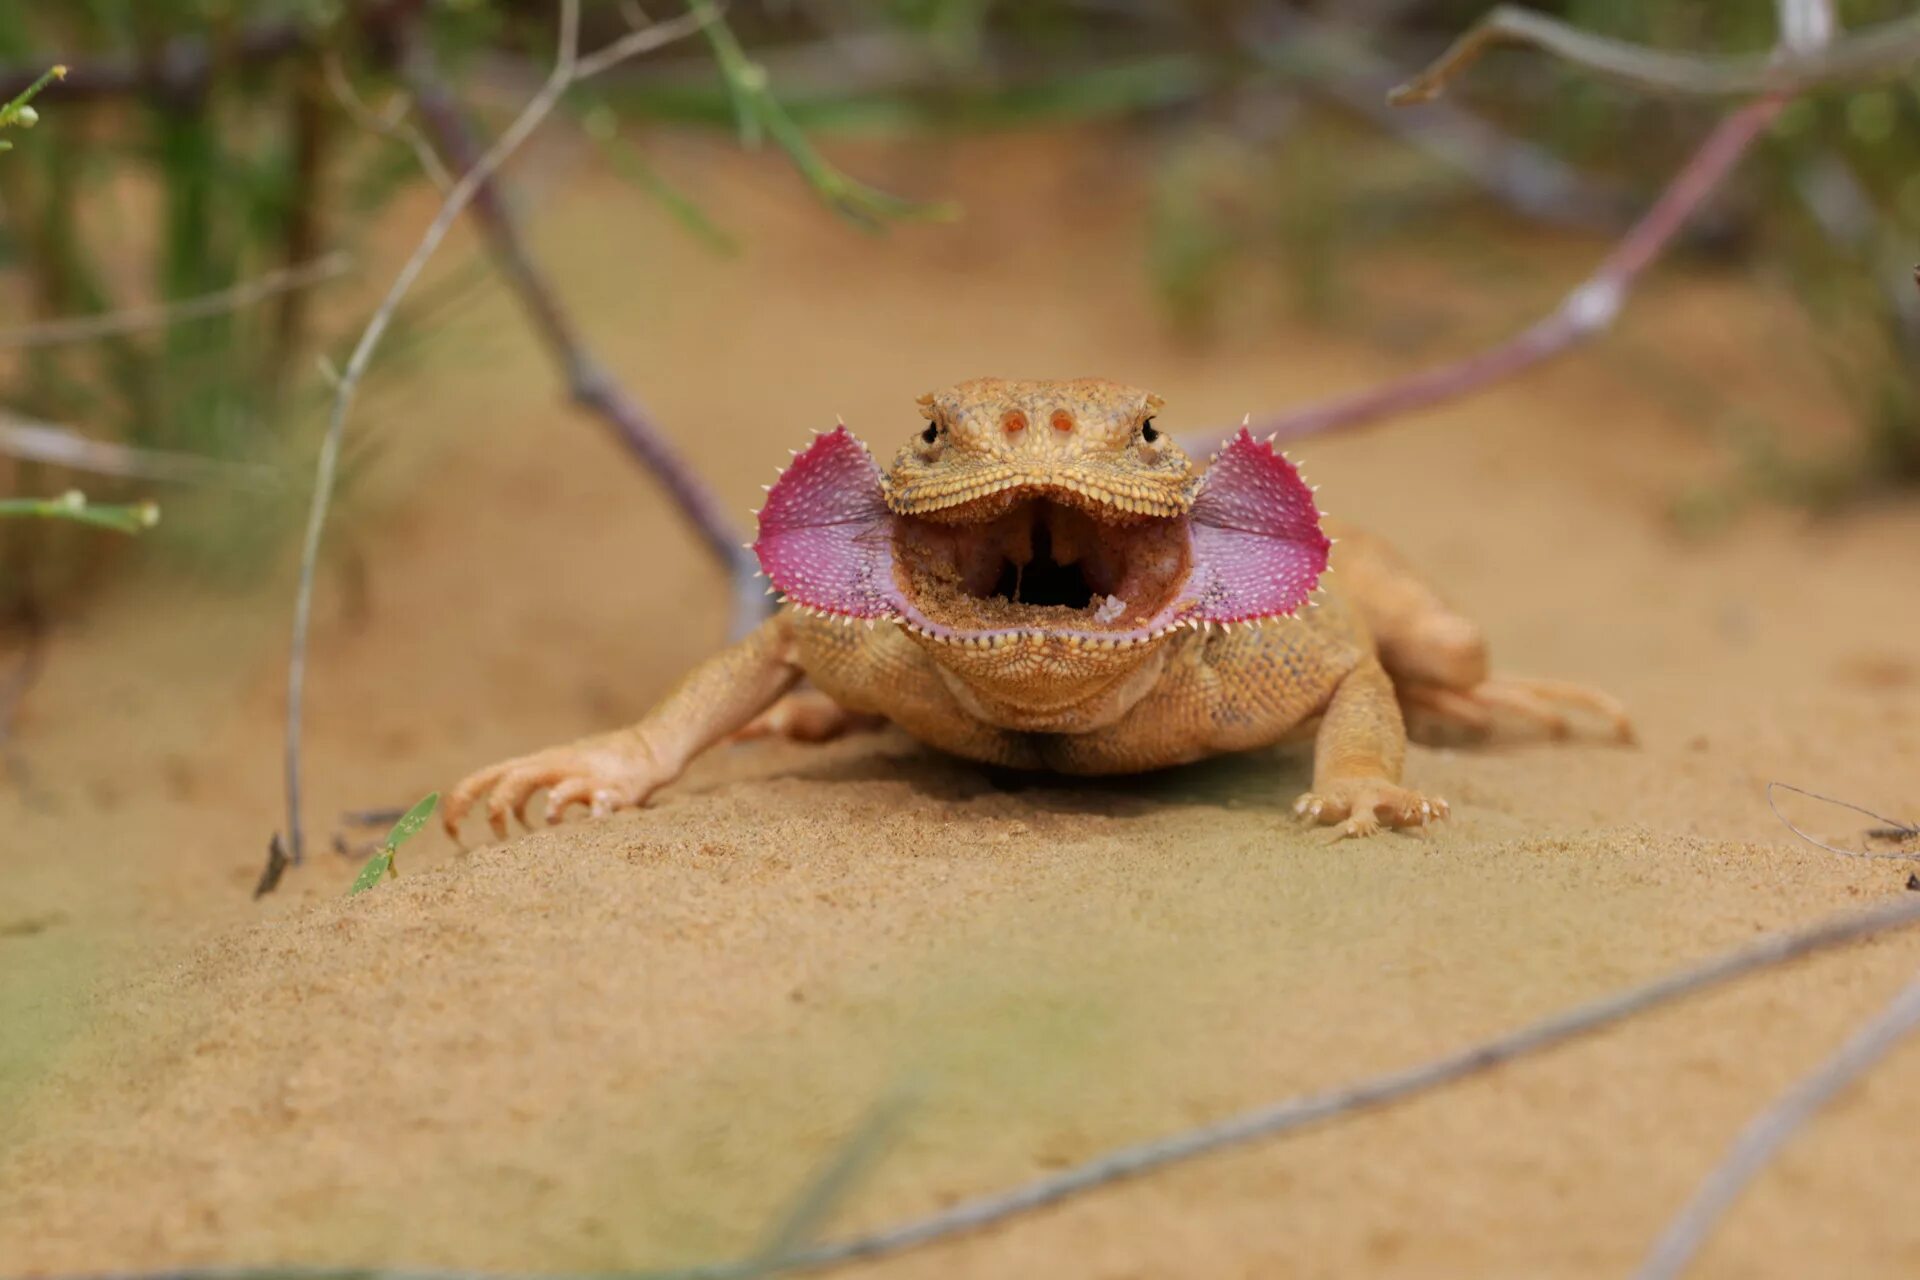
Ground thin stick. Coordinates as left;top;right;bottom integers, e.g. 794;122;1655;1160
1389;4;1920;105
1767;781;1920;864
748;1090;916;1267
0;253;351;350
1241;96;1781;444
0;412;277;486
32;895;1920;1280
402;61;768;639
322;51;451;192
737;895;1920;1279
1250;13;1628;234
575;3;730;83
1633;968;1920;1280
281;0;705;861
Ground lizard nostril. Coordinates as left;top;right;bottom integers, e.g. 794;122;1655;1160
1050;409;1073;432
1003;410;1028;434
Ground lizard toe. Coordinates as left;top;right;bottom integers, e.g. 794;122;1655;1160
1295;779;1447;839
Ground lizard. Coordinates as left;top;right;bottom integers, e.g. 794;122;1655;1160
444;377;1631;842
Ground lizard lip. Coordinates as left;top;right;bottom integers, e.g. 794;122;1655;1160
883;468;1191;522
753;425;1331;646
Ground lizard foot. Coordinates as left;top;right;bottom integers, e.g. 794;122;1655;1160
1403;676;1634;744
732;690;886;744
1293;779;1449;840
444;732;665;843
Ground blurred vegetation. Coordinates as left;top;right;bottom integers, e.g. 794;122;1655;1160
0;0;1917;621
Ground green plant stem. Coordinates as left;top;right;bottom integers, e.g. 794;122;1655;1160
685;0;955;229
0;62;63;147
0;492;157;532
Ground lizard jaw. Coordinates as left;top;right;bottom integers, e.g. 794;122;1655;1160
753;425;1330;646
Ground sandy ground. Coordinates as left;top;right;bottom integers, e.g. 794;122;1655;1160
3;128;1920;1278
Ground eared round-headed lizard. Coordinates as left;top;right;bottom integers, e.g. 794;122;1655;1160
446;378;1630;842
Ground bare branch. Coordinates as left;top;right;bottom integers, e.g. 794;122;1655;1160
732;895;1920;1279
1390;4;1920;105
0;412;276;486
283;0;719;861
1250;12;1629;233
402;64;768;640
1768;782;1920;863
575;3;720;82
1633;969;1920;1280
1240;97;1780;444
0;253;350;350
322;51;450;191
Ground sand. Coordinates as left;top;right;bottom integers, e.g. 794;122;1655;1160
3;128;1919;1278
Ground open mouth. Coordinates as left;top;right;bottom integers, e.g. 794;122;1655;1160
892;493;1190;638
754;426;1330;647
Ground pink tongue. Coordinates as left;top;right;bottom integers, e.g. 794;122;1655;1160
752;426;902;619
1181;428;1330;625
754;423;1330;631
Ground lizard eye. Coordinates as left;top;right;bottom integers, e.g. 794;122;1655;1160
921;422;940;445
1139;418;1160;444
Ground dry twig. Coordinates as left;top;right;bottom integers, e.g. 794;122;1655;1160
401;61;767;639
1242;96;1780;444
252;833;292;900
1633;968;1920;1280
281;0;709;861
0;253;350;350
1218;0;1920;448
0;412;277;486
322;51;451;192
1768;781;1920;864
1250;11;1628;233
1389;4;1920;105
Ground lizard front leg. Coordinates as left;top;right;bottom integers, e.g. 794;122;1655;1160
1294;654;1448;838
444;616;803;841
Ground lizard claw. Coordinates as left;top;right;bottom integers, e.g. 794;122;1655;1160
445;734;664;844
1293;779;1448;839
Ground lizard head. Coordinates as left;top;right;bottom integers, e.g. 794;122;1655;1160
886;377;1192;520
754;378;1330;669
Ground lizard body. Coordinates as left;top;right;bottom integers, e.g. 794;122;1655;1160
446;378;1628;841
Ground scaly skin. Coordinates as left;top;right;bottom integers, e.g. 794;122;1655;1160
446;379;1630;842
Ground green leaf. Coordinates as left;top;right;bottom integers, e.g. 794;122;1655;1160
385;792;440;852
347;792;440;897
347;850;393;896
